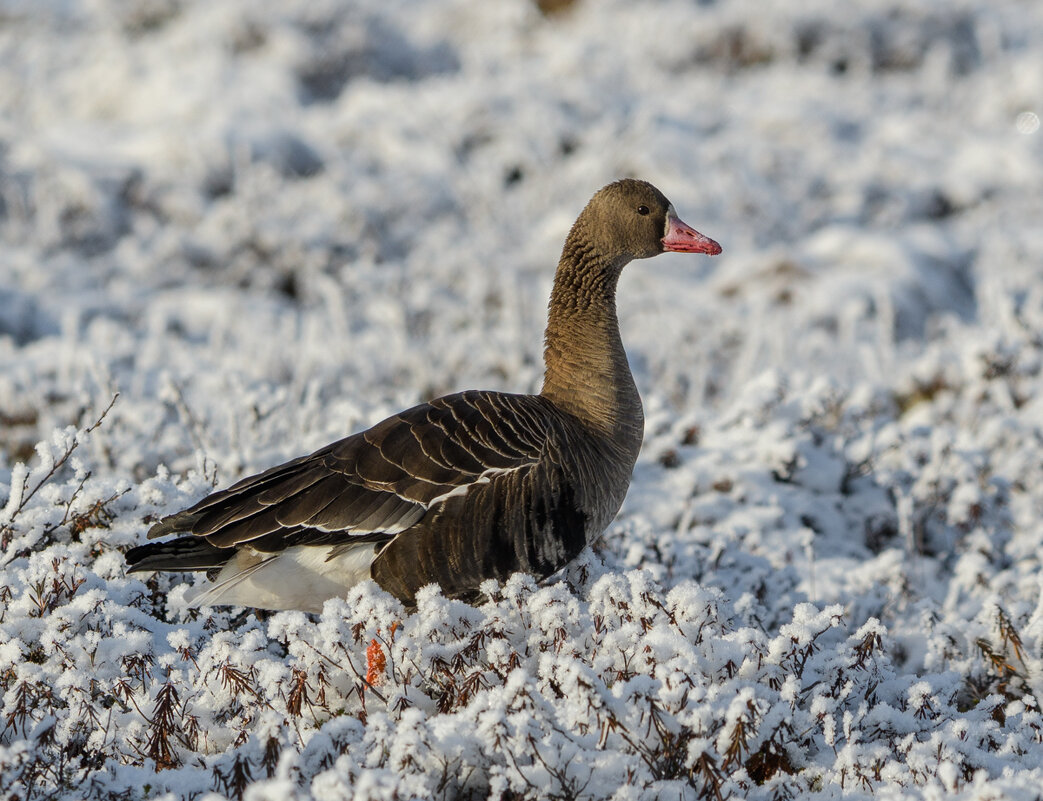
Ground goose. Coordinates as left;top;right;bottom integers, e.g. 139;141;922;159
125;179;721;612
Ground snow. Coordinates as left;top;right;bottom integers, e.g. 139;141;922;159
2;0;1043;798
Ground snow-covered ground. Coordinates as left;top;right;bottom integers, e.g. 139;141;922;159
2;0;1043;798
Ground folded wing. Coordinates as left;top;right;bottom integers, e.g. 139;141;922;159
133;391;551;567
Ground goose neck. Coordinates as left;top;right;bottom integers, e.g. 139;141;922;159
539;249;643;444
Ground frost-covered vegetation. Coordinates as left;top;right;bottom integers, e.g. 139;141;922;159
2;0;1043;798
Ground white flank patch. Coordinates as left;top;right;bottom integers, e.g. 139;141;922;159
186;543;379;613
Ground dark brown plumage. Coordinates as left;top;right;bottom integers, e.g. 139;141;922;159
125;179;721;611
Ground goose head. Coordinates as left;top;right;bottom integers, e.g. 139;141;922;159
569;179;722;267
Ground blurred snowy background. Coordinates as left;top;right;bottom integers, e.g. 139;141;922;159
2;0;1043;798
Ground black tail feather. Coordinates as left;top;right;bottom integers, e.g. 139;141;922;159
125;536;233;573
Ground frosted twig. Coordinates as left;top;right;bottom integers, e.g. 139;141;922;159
0;393;119;556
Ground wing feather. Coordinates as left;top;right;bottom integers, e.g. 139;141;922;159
266;474;346;528
206;504;290;548
137;392;554;567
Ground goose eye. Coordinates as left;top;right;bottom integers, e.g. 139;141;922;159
636;205;650;215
